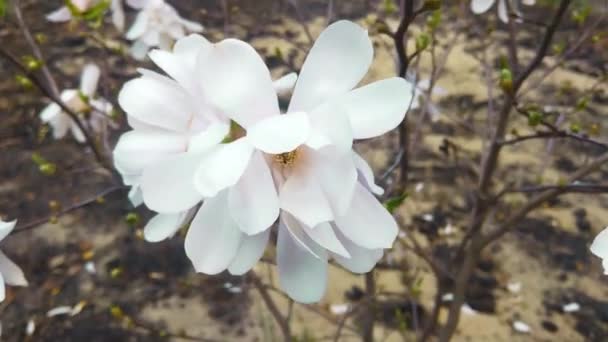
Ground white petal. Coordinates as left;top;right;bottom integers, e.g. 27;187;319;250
130;40;150;60
46;7;72;22
353;152;384;195
80;64;100;96
39;103;61;123
247;112;310;154
0;273;4;302
591;227;608;260
197;39;279;128
522;0;535;5
306;102;353;152
279;153;334;228
303;222;349;258
128;185;144;207
149;34;211;91
194;139;254;198
140;152;204;213
309;147;357;216
273;72;298;96
179;18;204;33
334;183;398;249
471;0;495;14
111;0;125;31
70;122;86;143
228;152;279;235
126;12;149;40
126;0;148;9
288;20;373;113
185;191;243;275
113;129;187;176
143;212;187;242
281;213;322;259
332;228;383;273
0;251;27;286
335;77;413;140
118;76;195;131
498;0;509;23
228;229;270;275
187;122;230;154
277;223;328;303
0;220;16;242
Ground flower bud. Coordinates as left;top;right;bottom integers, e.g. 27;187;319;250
499;68;513;93
416;33;431;52
422;0;441;11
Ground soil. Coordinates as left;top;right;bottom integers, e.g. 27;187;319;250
0;0;607;341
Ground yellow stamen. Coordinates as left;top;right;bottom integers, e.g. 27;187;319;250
274;150;298;166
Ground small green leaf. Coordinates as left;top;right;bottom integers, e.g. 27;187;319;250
384;192;408;214
0;0;7;18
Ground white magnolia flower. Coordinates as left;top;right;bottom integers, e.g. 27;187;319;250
47;0;126;31
191;20;412;302
113;34;296;217
39;64;113;143
411;79;446;122
0;220;28;302
590;226;608;274
125;0;204;60
471;0;535;23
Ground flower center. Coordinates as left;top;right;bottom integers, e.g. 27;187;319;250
274;150;298;166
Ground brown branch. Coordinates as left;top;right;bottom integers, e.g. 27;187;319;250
361;271;376;342
499;130;608;150
250;272;291;342
479;152;608;248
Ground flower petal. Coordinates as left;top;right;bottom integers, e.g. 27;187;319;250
228;151;279;235
143;212;188;242
288;20;373;113
140;152;204;213
277;222;328;303
0;273;4;302
197;39;279;128
334;183;398;249
0;220;16;242
46;7;72;22
273;72;298;96
471;0;495;14
111;0;125;31
498;0;509;23
80;64;101;96
228;229;270;275
279;152;334;228
185;191;243;274
309;147;358;216
149;34;211;91
247;112;310;154
591;227;608;261
353;152;384;195
194;139;255;198
331;228;383;273
306;102;353;152
118;76;195;132
335;77;413;140
0;251;27;286
113;129;187;176
126;11;149;40
303;222;350;258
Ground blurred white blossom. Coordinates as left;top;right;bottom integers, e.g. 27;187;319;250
470;0;535;23
411;79;446;122
0;220;28;302
513;320;531;333
125;0;204;60
47;0;126;31
39;64;113;143
590;226;608;274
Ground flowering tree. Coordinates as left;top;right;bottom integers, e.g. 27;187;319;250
0;0;607;341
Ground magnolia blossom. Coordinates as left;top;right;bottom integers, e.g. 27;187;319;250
113;35;297;215
190;20;412;302
125;0;204;60
471;0;536;23
411;79;446;122
47;0;126;31
590;227;608;274
0;220;28;302
40;64;113;143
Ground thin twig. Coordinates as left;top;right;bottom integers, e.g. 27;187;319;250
250;273;291;342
